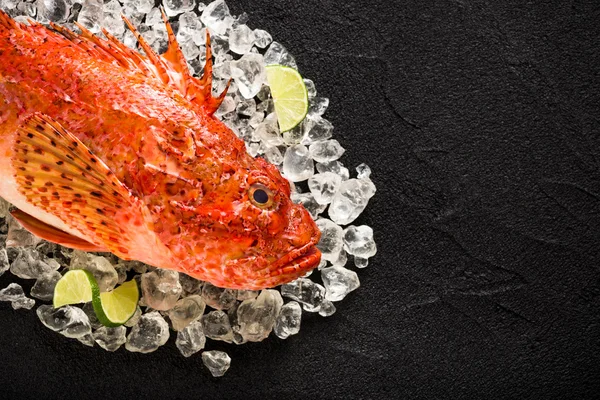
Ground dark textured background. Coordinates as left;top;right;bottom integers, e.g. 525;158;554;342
2;0;600;398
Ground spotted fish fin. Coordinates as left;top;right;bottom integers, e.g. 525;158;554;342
11;113;138;258
10;209;109;252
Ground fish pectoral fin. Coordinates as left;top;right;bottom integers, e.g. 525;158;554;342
10;209;109;252
11;113;139;258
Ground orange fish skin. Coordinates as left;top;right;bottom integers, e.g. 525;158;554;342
0;12;321;290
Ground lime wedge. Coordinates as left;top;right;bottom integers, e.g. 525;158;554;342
265;65;309;132
92;280;139;327
53;270;97;308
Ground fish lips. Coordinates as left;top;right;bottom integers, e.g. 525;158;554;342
264;242;322;282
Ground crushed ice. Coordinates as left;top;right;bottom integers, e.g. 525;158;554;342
0;0;377;377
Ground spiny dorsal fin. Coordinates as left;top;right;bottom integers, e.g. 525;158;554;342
160;8;191;96
5;8;229;114
121;10;230;115
11;113;141;257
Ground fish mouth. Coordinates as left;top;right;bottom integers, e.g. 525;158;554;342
265;242;321;279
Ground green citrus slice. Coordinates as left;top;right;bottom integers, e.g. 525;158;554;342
53;270;96;308
265;64;309;132
92;280;139;327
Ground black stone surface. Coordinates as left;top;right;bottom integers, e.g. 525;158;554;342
1;0;600;398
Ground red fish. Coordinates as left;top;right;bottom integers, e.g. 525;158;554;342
0;10;321;290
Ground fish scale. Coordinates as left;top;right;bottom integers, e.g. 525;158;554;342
0;9;321;290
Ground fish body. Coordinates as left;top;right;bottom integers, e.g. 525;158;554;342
0;11;321;289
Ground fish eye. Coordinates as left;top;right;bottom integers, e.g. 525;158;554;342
249;183;274;208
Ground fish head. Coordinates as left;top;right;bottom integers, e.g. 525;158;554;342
177;156;322;290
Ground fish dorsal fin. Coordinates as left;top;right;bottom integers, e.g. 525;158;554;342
10;209;109;252
11;113;140;257
121;9;230;115
41;9;229;114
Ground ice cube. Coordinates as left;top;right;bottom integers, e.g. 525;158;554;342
0;197;10;219
343;225;377;258
145;7;162;27
229;23;255;54
6;215;41;248
253;28;272;48
0;248;9;277
124;306;142;327
37;0;70;23
126;0;153;14
180;40;201;60
329;178;376;225
168;295;206;331
141;269;182;311
235;289;283;343
321;266;360;302
303;79;317;98
356;163;372;180
70;254;118;292
315;218;344;263
308;172;343;205
246;141;260;157
282;123;305;145
290;192;326;219
264;41;297;69
308;139;345;163
213;55;232;79
283;144;314;182
0;283;35;310
93;326;127;352
202;310;233;343
316;160;350;181
1;0;18;11
201;282;237;310
77;0;103;34
81;302;102;329
78;334;95;347
179;273;203;295
176;320;206;357
264;146;284;165
30;270;62;301
354;256;369;268
200;0;233;36
10;248;60;279
236;290;258;301
256;113;282;146
331;248;348;267
177;11;203;44
163;0;196;17
230;53;267;99
273;301;301;339
125;311;170;353
280;278;325;312
102;0;124;37
236;97;256;117
202;350;231;377
215;95;236;117
318;300;336;317
37;305;91;338
302;114;333;144
308;97;329;116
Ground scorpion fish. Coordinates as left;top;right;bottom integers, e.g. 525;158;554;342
0;10;321;290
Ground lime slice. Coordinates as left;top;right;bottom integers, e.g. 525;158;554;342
265;64;309;132
92;280;139;327
53;270;97;308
